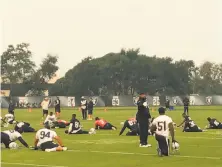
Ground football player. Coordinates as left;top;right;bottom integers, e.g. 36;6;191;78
65;114;89;134
1;129;29;149
119;118;139;136
41;97;50;119
95;117;117;130
44;112;57;127
54;97;61;118
178;113;203;132
14;121;36;132
206;117;222;129
34;124;67;152
150;107;178;156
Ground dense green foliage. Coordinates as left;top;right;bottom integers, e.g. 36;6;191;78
51;49;222;96
1;44;222;96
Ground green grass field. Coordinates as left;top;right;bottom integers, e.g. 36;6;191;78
1;106;222;167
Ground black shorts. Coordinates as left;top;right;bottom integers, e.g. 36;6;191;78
55;108;61;113
43;110;48;115
126;131;138;136
88;109;93;115
102;123;113;130
155;134;170;156
184;126;202;132
1;132;11;148
40;141;59;151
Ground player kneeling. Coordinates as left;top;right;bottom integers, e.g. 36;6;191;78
1;129;29;149
65;114;94;134
119;118;139;136
95;117;117;130
34;124;67;152
150;107;178;157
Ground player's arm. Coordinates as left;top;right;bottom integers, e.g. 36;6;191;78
95;122;99;129
119;121;127;136
177;119;185;127
54;136;64;146
68;123;73;133
150;124;157;135
169;122;175;141
17;137;29;148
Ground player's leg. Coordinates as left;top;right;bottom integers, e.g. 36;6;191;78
81;109;84;120
126;131;137;136
218;124;222;129
88;110;92;120
23;125;35;132
84;110;87;120
155;134;169;156
1;132;10;148
104;123;117;130
41;141;67;152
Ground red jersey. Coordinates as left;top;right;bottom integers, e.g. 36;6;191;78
95;119;107;128
57;120;69;125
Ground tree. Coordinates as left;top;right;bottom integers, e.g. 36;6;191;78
1;43;36;83
1;43;59;96
50;48;195;96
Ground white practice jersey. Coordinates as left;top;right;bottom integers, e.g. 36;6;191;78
35;128;57;145
81;100;87;109
3;130;22;142
44;115;57;123
152;115;173;137
41;100;50;110
5;114;14;123
17;122;25;128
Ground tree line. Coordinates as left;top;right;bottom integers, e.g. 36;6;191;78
1;43;222;96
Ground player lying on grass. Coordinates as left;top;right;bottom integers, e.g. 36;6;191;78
95;117;117;130
206;117;222;129
119;117;140;136
150;107;178;157
15;121;36;132
1;129;29;149
177;113;203;132
33;124;67;152
65;114;94;134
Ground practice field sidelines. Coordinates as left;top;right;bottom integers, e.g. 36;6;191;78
67;149;222;160
0;162;68;167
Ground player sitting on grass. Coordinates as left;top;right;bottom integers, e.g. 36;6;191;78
119;117;139;136
15;121;36;132
65;114;91;134
206;117;222;129
1;129;29;149
33;124;67;152
95;117;117;130
178;113;203;132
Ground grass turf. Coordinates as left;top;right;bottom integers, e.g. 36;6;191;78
1;106;222;167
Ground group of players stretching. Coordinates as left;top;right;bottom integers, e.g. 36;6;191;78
1;104;222;153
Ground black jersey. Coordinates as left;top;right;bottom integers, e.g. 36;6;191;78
209;119;221;128
119;119;139;135
70;118;81;131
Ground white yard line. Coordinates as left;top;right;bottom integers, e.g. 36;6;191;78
67;149;222;160
0;162;68;167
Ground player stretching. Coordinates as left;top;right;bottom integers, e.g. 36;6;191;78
150;107;178;156
95;117;117;130
1;129;29;149
34;124;67;152
119;118;139;136
65;114;89;134
206;117;222;129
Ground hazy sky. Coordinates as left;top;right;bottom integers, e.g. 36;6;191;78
1;0;222;77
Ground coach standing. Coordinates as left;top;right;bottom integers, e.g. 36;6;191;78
80;96;87;120
8;100;15;115
183;97;189;115
87;98;94;120
136;93;152;147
